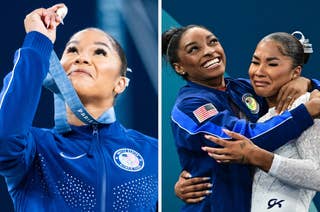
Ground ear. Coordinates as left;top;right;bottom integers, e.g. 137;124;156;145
292;66;302;79
173;63;186;76
114;76;126;95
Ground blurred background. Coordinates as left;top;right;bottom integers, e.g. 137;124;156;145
0;0;158;211
162;1;320;212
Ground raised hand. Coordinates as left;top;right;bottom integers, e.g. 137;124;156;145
24;3;66;43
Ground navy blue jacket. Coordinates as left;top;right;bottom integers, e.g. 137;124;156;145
171;80;313;212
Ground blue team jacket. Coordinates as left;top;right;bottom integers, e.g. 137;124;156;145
0;32;158;212
171;80;314;212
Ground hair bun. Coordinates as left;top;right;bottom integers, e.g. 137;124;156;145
292;31;313;53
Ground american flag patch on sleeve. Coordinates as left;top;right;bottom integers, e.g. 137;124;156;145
193;103;218;123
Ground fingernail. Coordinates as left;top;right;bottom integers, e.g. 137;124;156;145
207;183;213;188
187;173;192;178
222;128;229;133
199;197;206;200
202;177;211;180
206;190;213;194
204;135;210;139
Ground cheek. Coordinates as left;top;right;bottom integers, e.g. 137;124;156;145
270;71;292;86
248;66;255;79
97;67;121;87
181;55;198;66
218;46;226;58
60;57;71;72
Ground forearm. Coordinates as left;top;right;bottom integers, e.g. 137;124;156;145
245;145;274;172
269;155;320;190
267;120;320;191
0;32;52;137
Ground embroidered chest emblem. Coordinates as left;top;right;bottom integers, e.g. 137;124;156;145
113;148;144;172
242;93;259;114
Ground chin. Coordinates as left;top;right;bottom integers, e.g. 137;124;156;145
209;69;225;78
254;89;269;98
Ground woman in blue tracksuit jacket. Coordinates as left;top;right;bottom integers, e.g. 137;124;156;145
162;25;320;211
0;5;157;212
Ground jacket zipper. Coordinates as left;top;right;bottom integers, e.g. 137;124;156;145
92;125;107;211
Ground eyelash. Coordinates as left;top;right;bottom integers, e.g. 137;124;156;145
66;46;78;53
66;47;107;56
209;38;218;45
94;48;107;56
187;38;219;54
187;46;199;54
251;61;278;66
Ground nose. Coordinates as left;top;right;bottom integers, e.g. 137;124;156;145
203;45;215;57
74;53;91;65
253;64;266;77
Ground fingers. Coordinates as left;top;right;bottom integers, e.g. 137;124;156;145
47;3;67;25
204;130;249;146
47;3;67;11
183;177;212;191
222;129;247;140
49;13;57;29
202;146;233;164
175;174;212;203
208;153;232;163
202;146;228;156
276;90;298;114
183;190;212;204
310;89;320;99
24;8;47;33
180;170;192;179
204;134;229;147
39;4;67;29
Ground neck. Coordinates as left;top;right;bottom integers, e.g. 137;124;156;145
191;76;225;89
66;102;113;126
265;95;278;109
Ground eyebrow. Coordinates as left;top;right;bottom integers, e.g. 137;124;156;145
252;55;280;62
184;34;216;50
65;41;112;50
184;42;196;51
94;41;112;50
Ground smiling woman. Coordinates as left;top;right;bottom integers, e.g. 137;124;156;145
60;28;128;124
0;4;157;212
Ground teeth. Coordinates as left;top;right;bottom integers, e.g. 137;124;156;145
203;58;220;68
